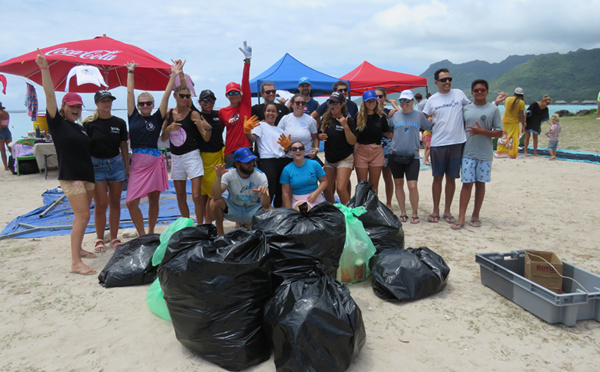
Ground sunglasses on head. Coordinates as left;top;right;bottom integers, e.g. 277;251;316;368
227;91;241;96
399;98;412;103
138;101;154;106
201;98;216;103
178;93;191;99
472;88;487;93
437;77;453;83
290;146;305;152
294;101;306;106
337;88;348;93
263;89;276;95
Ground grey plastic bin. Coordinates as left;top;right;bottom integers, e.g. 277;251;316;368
475;250;600;326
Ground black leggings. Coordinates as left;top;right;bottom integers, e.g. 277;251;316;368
257;157;292;208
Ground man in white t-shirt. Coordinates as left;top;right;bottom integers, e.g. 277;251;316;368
422;68;470;224
210;147;270;235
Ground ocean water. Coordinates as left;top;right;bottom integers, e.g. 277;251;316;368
2;104;596;157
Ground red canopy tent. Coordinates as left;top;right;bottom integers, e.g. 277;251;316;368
340;61;428;95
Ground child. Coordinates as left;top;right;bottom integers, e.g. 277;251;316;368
545;114;561;160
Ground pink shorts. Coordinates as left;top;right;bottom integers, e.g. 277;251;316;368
292;192;326;208
59;180;95;198
354;143;385;168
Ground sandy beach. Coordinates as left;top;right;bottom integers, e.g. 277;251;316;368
1;153;599;372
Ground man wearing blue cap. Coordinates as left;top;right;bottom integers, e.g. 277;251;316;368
295;77;319;114
210;147;270;235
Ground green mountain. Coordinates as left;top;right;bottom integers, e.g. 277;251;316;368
420;48;600;102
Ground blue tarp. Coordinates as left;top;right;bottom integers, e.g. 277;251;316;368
0;181;191;239
249;53;347;97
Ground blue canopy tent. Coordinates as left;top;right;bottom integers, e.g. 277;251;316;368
249;53;348;99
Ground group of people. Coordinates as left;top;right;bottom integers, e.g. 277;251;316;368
33;39;564;274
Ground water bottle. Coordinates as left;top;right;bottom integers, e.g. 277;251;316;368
35;126;41;138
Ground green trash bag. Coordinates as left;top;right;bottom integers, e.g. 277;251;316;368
335;204;377;283
147;217;194;321
146;278;171;321
151;217;195;267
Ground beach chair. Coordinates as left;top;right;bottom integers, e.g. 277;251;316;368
14;138;40;176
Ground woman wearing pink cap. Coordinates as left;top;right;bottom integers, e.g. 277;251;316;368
35;49;97;275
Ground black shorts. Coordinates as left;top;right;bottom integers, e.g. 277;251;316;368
389;157;420;181
430;143;463;178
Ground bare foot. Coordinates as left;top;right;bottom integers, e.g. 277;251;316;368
424;161;431;165
70;264;96;275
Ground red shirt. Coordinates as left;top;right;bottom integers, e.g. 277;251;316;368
218;62;252;155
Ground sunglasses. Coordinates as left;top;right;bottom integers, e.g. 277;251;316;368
377;95;384;98
472;88;487;93
178;94;191;99
399;99;412;103
201;98;216;103
294;101;306;106
227;91;241;96
337;88;348;93
263;89;276;95
138;101;154;106
437;77;453;83
290;146;305;152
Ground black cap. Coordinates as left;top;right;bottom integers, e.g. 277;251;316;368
199;89;216;100
94;89;116;103
328;91;346;104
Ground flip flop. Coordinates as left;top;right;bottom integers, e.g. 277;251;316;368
399;215;409;223
451;222;465;230
427;214;440;223
80;250;97;259
470;219;482;227
443;214;457;224
94;239;106;253
411;216;420;224
70;267;97;275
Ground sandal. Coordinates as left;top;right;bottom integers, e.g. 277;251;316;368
80;250;97;259
110;239;122;249
70;267;97;275
451;222;465;230
443;214;457;224
427;214;440;223
470;219;482;227
411;216;420;224
399;215;409;223
94;239;106;253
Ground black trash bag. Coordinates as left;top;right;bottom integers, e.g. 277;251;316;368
264;267;366;372
98;234;160;288
159;225;272;371
252;202;346;284
370;247;450;302
346;180;404;253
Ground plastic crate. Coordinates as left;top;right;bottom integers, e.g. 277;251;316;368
475;250;600;326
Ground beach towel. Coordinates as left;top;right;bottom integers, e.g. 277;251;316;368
25;83;38;121
126;153;169;202
0;74;7;94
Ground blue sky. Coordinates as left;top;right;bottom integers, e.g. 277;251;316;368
1;0;599;111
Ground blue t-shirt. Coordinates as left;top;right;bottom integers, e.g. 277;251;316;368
280;159;325;195
128;108;163;149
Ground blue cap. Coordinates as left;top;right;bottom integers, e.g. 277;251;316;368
362;90;377;101
233;147;257;163
298;77;311;86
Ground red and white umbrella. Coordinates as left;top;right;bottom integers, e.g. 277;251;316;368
0;35;170;92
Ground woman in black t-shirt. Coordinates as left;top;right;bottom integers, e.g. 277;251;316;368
35;50;97;275
83;90;129;252
318;92;357;204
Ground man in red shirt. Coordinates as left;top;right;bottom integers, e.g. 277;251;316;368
218;41;253;167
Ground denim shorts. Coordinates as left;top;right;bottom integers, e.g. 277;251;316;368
0;127;12;141
92;154;127;183
547;140;558;151
224;198;262;224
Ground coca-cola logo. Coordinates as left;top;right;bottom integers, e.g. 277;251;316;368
45;48;121;61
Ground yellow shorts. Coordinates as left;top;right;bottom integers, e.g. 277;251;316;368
59;180;95;198
201;150;225;197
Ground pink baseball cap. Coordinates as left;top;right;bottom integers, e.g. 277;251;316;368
62;92;84;106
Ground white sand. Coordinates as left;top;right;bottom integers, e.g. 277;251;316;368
1;155;599;371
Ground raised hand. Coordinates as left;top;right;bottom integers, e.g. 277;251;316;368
243;115;260;134
212;163;229;177
35;48;48;69
277;133;291;151
239;41;252;59
125;61;137;72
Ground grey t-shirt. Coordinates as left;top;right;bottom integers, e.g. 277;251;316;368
462;102;502;162
389;110;433;158
221;168;268;207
